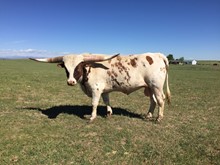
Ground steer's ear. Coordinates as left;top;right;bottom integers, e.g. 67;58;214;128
57;63;65;68
74;62;85;81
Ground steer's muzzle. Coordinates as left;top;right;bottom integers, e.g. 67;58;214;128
67;80;77;86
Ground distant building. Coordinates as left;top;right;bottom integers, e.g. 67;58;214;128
169;59;197;65
183;60;197;65
192;60;197;65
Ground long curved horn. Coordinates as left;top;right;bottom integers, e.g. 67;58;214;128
83;53;120;62
29;56;63;63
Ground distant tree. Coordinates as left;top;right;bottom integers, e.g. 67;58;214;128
179;57;184;63
167;54;174;61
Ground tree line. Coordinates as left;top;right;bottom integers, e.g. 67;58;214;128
167;54;184;63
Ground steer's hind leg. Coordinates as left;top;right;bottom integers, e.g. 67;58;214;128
101;93;113;117
152;87;165;122
145;87;156;119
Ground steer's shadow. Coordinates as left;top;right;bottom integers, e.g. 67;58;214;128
24;105;143;120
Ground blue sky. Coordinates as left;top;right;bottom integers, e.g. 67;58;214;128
0;0;219;60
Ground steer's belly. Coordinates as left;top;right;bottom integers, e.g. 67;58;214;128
116;86;145;95
104;79;147;95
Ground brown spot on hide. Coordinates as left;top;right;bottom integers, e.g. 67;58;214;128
160;67;166;73
130;58;137;67
107;70;111;76
146;56;153;65
112;70;118;77
118;62;123;67
107;70;118;78
113;78;120;86
109;60;132;85
115;62;118;68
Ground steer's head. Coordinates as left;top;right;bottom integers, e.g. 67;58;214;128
30;53;119;86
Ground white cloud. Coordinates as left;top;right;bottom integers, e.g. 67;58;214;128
10;40;27;44
0;49;68;58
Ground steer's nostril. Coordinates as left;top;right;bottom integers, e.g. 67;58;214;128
67;80;76;86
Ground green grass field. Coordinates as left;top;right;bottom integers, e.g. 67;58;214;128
0;59;220;164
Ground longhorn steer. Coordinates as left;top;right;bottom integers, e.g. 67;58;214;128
30;53;171;122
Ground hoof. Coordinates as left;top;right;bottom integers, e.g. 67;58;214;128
156;116;163;123
87;119;95;124
107;111;112;118
83;115;91;120
89;115;97;122
83;115;96;123
86;117;96;124
146;112;153;119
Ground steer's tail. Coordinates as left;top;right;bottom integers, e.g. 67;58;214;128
165;72;171;104
160;54;171;104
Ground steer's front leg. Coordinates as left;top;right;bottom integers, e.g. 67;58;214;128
90;91;102;122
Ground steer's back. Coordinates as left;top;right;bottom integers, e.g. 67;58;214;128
83;53;168;95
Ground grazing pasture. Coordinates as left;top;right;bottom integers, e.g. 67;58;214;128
0;59;220;164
